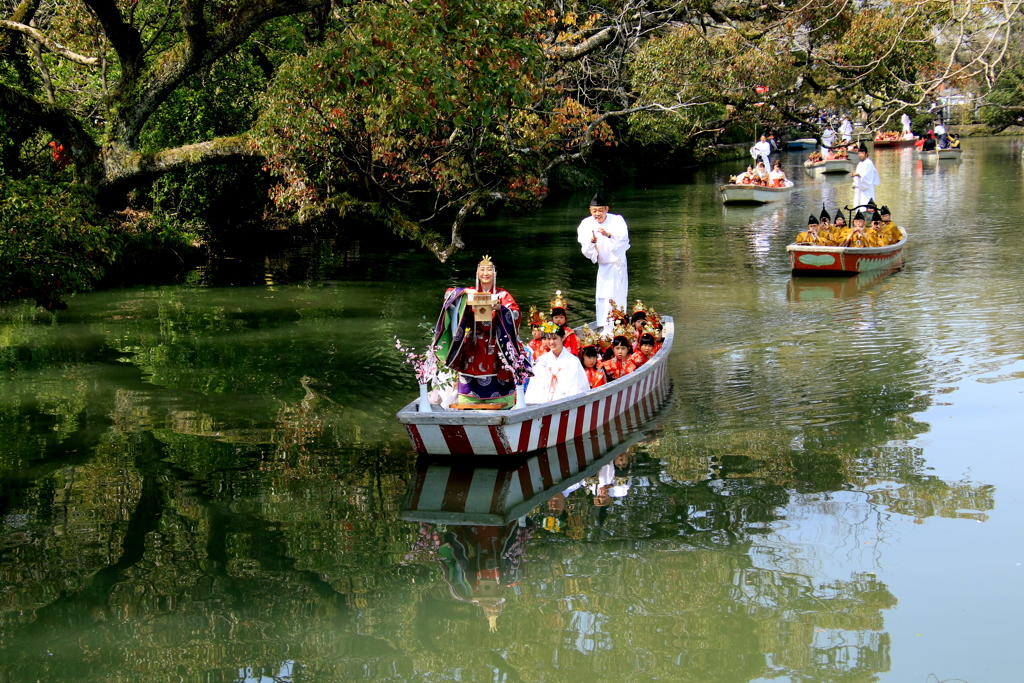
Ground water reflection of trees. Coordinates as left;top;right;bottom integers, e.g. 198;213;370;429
0;276;997;682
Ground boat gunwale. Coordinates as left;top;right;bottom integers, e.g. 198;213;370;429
396;316;675;426
719;182;794;193
803;159;854;170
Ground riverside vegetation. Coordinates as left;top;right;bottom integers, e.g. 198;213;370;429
2;0;1023;307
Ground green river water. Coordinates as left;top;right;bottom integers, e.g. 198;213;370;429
1;137;1023;683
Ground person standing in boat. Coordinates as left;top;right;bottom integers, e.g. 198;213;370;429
577;192;629;331
851;142;880;209
901;112;913;137
751;135;772;167
839;116;854;143
821;123;837;156
433;255;529;409
525;323;591;405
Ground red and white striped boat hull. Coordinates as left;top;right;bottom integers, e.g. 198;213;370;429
397;318;674;457
401;384;668;524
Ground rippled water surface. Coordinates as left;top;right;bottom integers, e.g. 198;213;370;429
2;137;1023;683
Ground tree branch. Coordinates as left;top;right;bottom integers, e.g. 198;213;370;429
0;19;99;65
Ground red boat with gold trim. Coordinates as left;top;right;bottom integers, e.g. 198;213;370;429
787;229;907;275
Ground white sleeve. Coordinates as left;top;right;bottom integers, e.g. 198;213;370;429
577;221;598;263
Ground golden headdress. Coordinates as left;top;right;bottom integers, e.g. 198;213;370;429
579;324;601;348
527;306;546;328
608;299;627;325
550;290;568;311
632;299;647;314
478;254;494;267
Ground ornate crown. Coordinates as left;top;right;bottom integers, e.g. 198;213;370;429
608;299;626;322
549;289;567;310
478;254;494;267
632;299;647;314
528;306;546;327
580;324;601;348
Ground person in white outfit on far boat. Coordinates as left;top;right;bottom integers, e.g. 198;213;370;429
901;112;912;137
821;123;837;156
751;135;772;167
851;141;880;209
839;116;854;143
577;191;629;331
525;324;590;405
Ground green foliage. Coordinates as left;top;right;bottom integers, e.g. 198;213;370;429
0;178;117;309
254;0;551;248
980;44;1024;131
627;27;789;148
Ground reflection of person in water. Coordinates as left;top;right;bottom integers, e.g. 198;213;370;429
582;450;636;536
434;518;532;631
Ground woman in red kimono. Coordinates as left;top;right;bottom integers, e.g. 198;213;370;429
600;336;633;381
580;345;607;389
626;333;656;372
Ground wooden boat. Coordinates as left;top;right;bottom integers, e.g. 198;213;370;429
720;181;794;204
787;138;817;150
400;397;666;524
873;136;918;148
937;147;962;159
803;158;855;174
786;228;907;274
396;317;674;457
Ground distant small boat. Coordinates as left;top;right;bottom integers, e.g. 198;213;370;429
720;181;794;204
873;137;918;148
803;158;855;174
786;228;907;274
787;138;818;150
937;147;962;159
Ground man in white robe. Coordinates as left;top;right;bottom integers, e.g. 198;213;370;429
901;112;912;137
839;116;853;143
851;142;880;209
751;135;772;167
821;124;837;156
524;327;590;405
577;192;629;330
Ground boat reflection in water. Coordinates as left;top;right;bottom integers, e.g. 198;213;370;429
400;384;670;629
788;266;903;302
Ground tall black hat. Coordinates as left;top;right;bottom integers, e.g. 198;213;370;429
590;191;608;207
880;205;891;216
858;141;869;153
819;204;830;222
808;215;819;225
854;210;865;221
